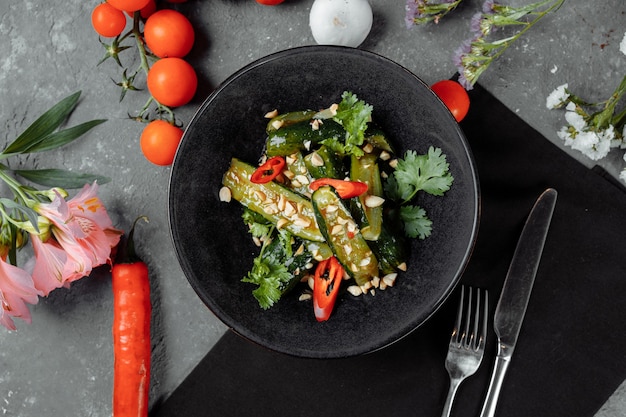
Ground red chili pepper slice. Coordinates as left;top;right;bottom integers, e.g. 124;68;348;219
250;156;286;184
309;178;368;199
313;256;345;322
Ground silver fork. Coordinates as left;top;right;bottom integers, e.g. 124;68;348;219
441;285;489;417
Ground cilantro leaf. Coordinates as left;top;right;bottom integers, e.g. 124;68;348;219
399;205;432;239
243;257;292;309
392;146;454;203
240;210;307;309
242;208;272;238
321;91;373;157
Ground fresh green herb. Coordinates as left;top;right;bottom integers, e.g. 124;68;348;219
321;91;373;157
242;208;272;239
240;208;302;309
392;147;454;202
385;146;454;239
243;256;293;310
399;205;432;239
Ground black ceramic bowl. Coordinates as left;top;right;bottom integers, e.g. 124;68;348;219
168;46;479;358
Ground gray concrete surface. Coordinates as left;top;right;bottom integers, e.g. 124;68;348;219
0;0;624;415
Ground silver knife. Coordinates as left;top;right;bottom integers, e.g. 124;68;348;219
479;188;558;417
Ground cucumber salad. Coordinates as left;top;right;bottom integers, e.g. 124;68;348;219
220;91;454;322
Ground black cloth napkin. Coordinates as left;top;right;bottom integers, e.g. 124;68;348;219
151;83;626;417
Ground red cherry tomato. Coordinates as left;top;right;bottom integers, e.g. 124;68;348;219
147;57;198;108
139;0;157;19
144;10;195;58
255;0;285;4
107;0;151;12
140;120;183;166
431;80;470;123
91;3;127;37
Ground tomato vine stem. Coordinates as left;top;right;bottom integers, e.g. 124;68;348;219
129;11;176;124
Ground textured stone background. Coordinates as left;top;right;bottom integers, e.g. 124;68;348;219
0;0;624;415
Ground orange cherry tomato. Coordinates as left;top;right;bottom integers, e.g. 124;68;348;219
106;0;151;12
431;80;470;123
144;10;195;58
147;57;198;108
140;120;183;166
91;3;127;38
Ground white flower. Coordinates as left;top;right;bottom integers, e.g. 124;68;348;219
546;83;569;109
570;130;611;161
599;124;616;142
620;31;626;56
557;126;575;147
564;105;587;131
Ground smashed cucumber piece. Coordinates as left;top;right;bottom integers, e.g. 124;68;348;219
311;185;379;286
222;158;324;243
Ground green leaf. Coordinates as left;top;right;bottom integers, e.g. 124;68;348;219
331;91;373;157
23;119;106;153
3;91;81;156
400;205;432;239
243;257;292;309
393;147;454;202
14;169;110;189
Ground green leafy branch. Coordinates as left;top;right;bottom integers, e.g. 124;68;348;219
2;91;109;188
0;91;108;263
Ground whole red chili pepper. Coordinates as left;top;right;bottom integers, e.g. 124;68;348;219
250;156;285;183
112;217;151;417
309;178;368;199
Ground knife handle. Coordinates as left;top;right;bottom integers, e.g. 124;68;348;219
479;354;511;417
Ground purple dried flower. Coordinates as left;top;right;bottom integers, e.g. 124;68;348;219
457;73;474;91
482;0;496;14
405;0;463;27
405;0;419;29
452;38;472;67
470;12;483;35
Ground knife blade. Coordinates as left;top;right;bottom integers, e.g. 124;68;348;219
479;187;558;417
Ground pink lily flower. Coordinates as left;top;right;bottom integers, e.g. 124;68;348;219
32;183;122;293
29;234;69;296
0;258;42;330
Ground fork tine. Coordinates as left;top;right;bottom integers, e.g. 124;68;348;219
451;285;465;343
464;286;473;349
480;289;489;350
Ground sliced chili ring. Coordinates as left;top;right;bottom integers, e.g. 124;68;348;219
309;178;368;199
250;156;286;184
313;256;345;322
